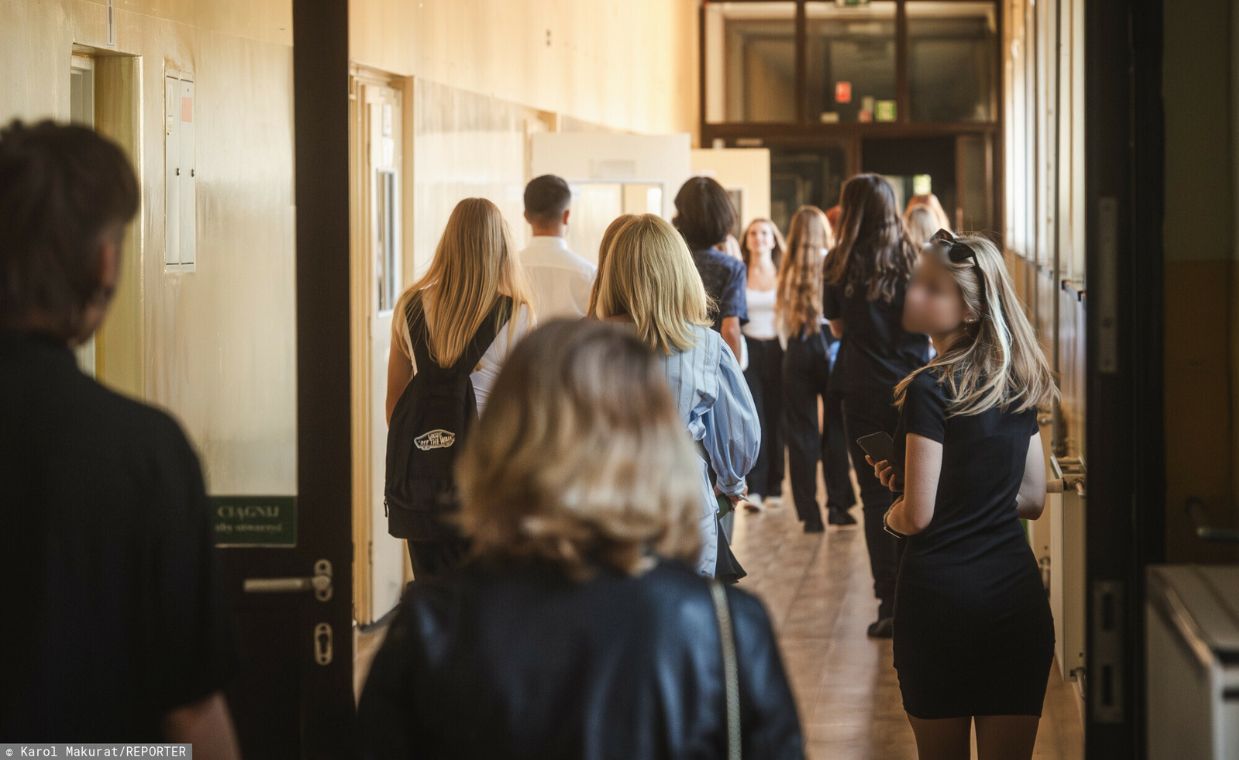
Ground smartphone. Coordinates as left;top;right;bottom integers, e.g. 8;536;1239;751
855;431;895;465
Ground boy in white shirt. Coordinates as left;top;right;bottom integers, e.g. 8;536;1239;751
518;175;596;320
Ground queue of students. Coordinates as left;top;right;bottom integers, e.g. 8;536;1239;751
2;119;1057;760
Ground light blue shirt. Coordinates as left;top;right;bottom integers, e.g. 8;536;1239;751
659;324;761;576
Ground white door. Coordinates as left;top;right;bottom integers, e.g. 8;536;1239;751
350;76;407;624
530;133;692;265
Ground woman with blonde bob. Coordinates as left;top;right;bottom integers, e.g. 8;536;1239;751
359;319;804;759
594;214;760;580
384;197;534;577
869;230;1057;760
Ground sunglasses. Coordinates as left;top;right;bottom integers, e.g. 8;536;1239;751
930;228;979;268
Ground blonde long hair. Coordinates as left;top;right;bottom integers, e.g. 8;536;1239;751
895;234;1058;416
594;214;711;354
393;198;533;366
586;214;637;319
776;206;833;338
457;319;703;578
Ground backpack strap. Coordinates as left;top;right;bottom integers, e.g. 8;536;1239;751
404;293;514;376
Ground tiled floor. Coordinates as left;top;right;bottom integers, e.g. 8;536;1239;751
728;498;1084;759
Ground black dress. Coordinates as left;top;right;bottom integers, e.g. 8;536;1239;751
891;370;1054;719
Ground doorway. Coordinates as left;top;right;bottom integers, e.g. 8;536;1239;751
68;49;142;397
349;69;411;628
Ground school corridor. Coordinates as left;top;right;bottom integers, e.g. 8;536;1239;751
3;0;1239;758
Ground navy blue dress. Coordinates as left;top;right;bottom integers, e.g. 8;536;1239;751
891;370;1054;719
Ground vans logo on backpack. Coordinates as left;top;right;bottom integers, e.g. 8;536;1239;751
414;429;456;451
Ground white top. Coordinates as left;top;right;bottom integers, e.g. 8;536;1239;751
742;287;778;341
518;236;597;320
470;303;533;415
407;302;533;417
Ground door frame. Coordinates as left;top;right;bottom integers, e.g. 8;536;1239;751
1083;0;1165;755
291;0;355;752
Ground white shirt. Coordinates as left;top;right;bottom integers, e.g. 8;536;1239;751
518;236;597;320
742;287;778;341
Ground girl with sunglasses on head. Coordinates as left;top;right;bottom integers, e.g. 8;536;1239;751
869;229;1058;760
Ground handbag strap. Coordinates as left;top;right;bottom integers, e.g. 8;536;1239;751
710;579;741;760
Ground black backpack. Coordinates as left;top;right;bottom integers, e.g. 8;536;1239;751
384;293;512;540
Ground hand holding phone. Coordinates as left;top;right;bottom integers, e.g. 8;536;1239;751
856;431;902;492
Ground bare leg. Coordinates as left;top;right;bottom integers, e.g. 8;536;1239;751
907;714;971;760
974;714;1040;760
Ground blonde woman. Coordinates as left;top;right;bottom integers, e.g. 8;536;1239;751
359;320;804;758
904;204;941;250
384;197;534;577
594;214;759;580
870;230;1057;760
738;218;786;509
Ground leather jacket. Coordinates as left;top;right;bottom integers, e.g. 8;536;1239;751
358;557;804;759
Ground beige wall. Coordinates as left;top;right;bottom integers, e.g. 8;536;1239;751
349;0;699;140
3;0;701;499
1;0;298;495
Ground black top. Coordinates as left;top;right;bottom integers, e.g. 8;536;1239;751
358;557;804;759
893;369;1040;564
692;247;749;330
823;277;929;399
0;331;235;741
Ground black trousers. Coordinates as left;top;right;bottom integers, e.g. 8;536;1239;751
822;388;857;512
842;392;901;619
406;538;469;580
743;337;785;498
782;333;831;526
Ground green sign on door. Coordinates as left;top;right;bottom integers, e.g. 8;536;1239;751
211;495;297;547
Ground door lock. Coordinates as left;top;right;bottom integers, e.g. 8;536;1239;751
243;558;333;602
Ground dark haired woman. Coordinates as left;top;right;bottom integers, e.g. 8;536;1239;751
823;173;930;638
673;176;747;363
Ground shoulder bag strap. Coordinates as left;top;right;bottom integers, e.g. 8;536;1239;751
710;579;742;760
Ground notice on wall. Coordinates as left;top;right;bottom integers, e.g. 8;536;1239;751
211;495;297;548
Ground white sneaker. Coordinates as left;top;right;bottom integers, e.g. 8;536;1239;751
764;495;783;509
744;494;764;512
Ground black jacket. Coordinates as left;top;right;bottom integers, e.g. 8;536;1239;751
358;557;803;759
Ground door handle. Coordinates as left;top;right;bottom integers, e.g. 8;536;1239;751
243;559;333;602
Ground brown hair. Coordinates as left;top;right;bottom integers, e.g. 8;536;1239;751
823;173;916;304
0;120;139;340
523;174;572;224
739;218;787;269
672;176;736;251
457;319;703;578
776;206;833;338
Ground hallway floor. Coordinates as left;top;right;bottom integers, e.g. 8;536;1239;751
728;499;1084;759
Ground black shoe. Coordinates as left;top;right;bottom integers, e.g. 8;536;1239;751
803;520;825;534
866;616;894;638
827;507;857;527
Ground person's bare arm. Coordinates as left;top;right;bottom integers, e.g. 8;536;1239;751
828;318;844;339
164;692;240;759
883;434;943;535
720;315;744;363
1016;430;1047;519
385;333;414;424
